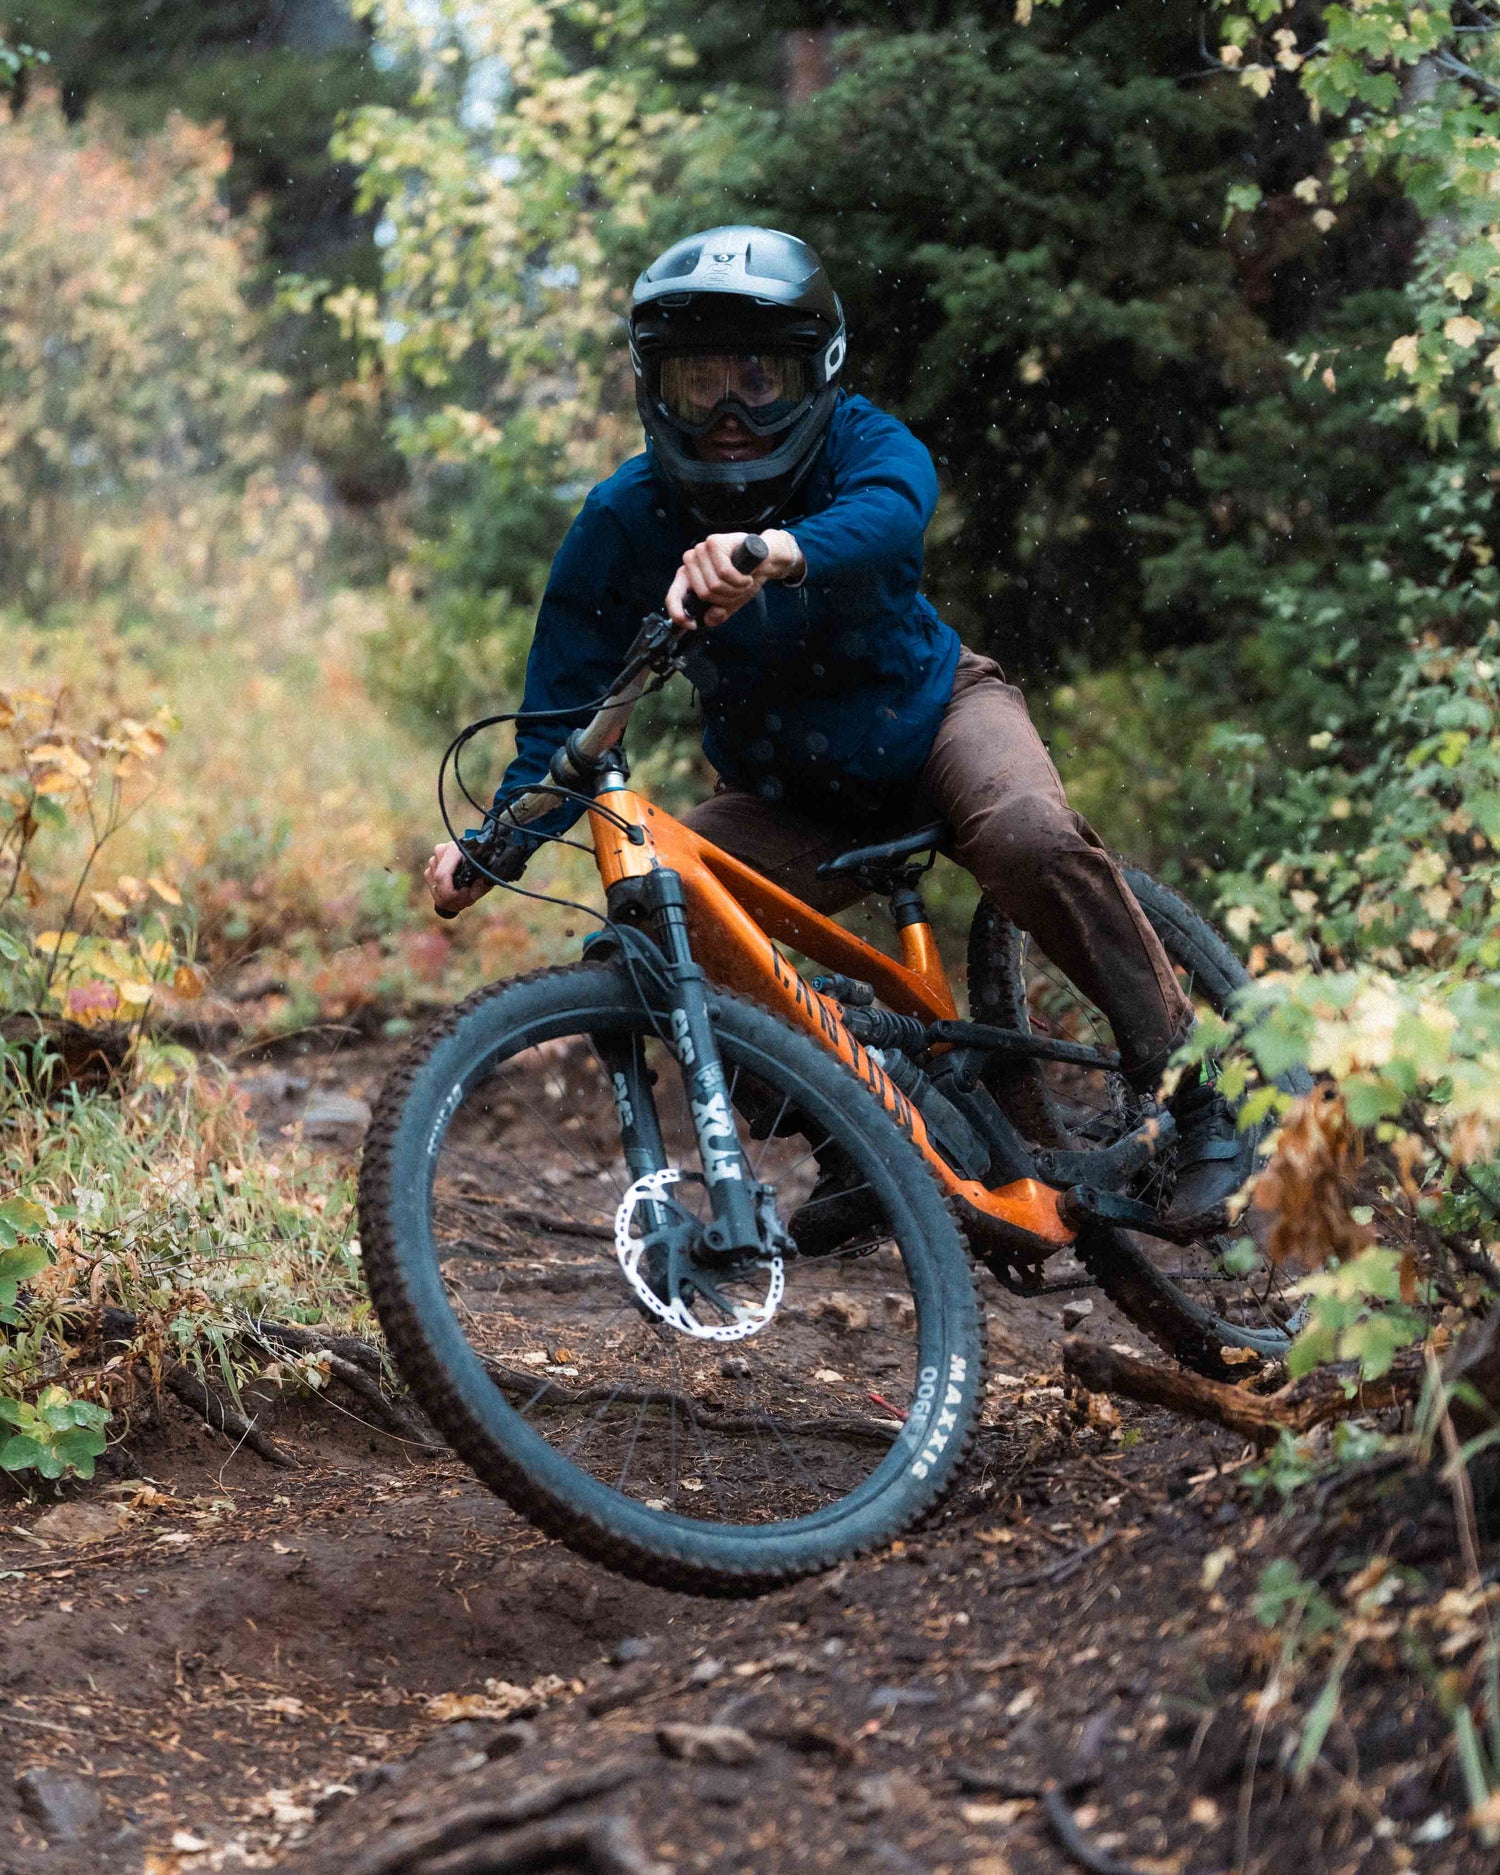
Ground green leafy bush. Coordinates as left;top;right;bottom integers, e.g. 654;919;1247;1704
0;1389;109;1481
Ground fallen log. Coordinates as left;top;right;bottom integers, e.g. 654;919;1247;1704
1061;1335;1427;1445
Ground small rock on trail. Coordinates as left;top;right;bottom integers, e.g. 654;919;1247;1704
301;1091;373;1138
655;1722;761;1766
32;1501;131;1547
16;1769;102;1842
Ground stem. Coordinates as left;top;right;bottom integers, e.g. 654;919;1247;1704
1402;1107;1500;1267
1435;47;1500;103
43;773;126;995
1433;1349;1485;1588
0;785;36;912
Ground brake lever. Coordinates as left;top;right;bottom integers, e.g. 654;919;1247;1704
438;538;764;918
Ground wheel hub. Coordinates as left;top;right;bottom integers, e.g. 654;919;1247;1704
614;1169;785;1341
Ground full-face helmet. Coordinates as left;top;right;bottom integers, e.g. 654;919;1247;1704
628;226;846;532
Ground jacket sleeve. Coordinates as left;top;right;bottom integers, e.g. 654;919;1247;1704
490;493;637;838
787;404;939;585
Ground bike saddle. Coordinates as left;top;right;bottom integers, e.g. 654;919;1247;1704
816;821;949;884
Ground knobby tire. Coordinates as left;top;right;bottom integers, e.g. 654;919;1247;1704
359;962;987;1595
969;867;1310;1378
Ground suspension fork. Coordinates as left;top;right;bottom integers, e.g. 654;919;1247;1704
626;866;765;1258
591;1028;673;1243
593;1030;669;1186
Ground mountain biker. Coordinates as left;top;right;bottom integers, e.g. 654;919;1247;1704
425;225;1250;1229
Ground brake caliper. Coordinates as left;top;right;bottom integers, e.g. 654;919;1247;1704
614;1168;785;1341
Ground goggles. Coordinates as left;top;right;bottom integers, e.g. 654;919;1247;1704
656;350;813;433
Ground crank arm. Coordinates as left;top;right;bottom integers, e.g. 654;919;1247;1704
1058;1183;1210;1246
1032;1111;1177;1193
927;1018;1122;1072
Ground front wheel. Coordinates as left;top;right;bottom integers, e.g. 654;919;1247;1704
358;962;986;1595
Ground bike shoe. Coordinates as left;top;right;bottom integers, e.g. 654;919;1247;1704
1161;1076;1258;1234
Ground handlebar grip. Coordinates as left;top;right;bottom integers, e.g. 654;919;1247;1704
683;533;770;622
435;848;480;920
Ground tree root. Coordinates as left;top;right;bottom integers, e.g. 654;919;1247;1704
92;1307;441;1461
1061;1335;1427;1445
413;1813;662;1875
242;1317;388;1377
484;1361;900;1446
1043;1786;1148;1875
163;1366;296;1469
987;1532;1119;1592
317;1350;444;1451
245;1325;443;1451
342;1763;647;1875
445;1192;616;1243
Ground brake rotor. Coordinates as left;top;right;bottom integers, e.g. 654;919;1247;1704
614;1168;784;1342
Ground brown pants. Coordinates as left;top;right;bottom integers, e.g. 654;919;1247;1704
683;649;1193;1088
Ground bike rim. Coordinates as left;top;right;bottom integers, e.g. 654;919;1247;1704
405;1004;956;1535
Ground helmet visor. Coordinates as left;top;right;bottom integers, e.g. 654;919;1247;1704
657;350;813;432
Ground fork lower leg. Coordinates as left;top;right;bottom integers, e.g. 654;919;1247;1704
639;868;764;1258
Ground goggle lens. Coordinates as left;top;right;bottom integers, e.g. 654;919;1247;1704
658;351;812;427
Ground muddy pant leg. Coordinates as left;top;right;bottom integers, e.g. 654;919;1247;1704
923;651;1194;1089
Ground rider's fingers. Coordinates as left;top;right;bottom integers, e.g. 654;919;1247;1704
690;539;745;594
703;536;753;590
665;568;694;625
689;552;752;610
683;554;717;602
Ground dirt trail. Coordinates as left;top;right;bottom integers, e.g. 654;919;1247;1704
0;1038;1481;1875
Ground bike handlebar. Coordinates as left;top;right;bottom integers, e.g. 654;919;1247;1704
443;533;769;907
682;531;768;623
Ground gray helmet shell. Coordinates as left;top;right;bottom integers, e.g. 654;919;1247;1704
629;226;846;532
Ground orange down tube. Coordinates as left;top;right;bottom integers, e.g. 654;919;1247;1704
588;788;1072;1248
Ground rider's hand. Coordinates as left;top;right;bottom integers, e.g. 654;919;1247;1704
666;529;804;629
425;840;492;918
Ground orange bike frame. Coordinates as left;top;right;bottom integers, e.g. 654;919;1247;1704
588;783;1073;1249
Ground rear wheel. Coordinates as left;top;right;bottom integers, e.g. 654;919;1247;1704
968;868;1309;1376
359;962;986;1594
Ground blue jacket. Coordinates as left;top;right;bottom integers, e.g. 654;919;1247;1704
496;394;961;827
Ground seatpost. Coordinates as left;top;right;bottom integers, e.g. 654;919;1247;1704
638;868;765;1259
888;866;928;930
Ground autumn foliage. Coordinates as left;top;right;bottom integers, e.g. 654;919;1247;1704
0;93;281;613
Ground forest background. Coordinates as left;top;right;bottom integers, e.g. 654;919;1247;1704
0;0;1498;1722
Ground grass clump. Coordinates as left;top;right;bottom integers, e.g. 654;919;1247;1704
0;1044;367;1482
